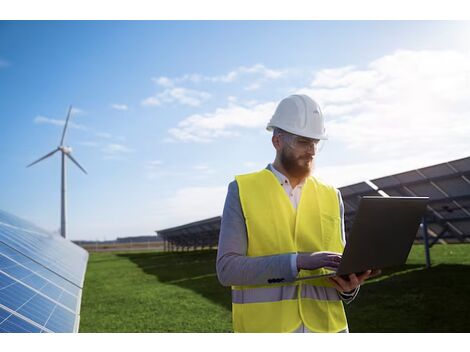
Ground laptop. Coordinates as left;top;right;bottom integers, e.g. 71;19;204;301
295;196;429;281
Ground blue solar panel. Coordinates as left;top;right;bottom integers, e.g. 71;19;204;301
0;214;88;287
0;243;80;297
0;306;44;333
0;245;79;312
0;209;88;333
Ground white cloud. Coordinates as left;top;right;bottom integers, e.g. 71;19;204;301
141;96;162;106
164;47;470;185
296;49;470;160
111;104;128;111
150;64;287;93
34;116;87;130
244;82;262;91
210;64;286;83
168;101;277;142
181;73;204;83
142;87;211;107
152;76;174;87
145;64;287;109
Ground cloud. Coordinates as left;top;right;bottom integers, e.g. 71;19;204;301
142;87;211;107
150;64;287;94
34;116;87;130
216;64;286;90
144;64;287;108
164;48;470;166
111;104;128;111
167;100;277;142
208;64;286;84
244;82;262;91
294;49;470;160
141;96;162;106
152;76;174;87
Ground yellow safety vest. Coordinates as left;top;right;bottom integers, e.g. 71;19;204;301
233;169;347;333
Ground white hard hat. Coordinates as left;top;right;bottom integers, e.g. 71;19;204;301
266;94;328;140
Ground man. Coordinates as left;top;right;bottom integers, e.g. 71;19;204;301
216;94;375;333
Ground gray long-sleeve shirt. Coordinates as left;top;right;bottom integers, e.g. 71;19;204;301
216;164;359;303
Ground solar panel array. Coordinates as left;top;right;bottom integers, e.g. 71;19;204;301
156;156;470;262
0;209;88;333
339;156;470;245
157;216;221;251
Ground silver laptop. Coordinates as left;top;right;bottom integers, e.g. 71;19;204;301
295;196;429;281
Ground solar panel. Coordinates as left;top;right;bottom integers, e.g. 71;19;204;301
157;216;221;251
0;209;88;333
339;156;470;245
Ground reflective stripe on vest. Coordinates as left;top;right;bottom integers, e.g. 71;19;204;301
233;169;348;333
232;284;341;304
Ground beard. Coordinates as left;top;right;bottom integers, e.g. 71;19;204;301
279;147;314;179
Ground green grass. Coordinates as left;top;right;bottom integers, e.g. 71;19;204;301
79;244;470;332
79;250;232;332
345;244;470;332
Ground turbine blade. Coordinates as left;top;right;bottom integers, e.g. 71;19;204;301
60;105;73;146
26;147;60;168
66;153;88;175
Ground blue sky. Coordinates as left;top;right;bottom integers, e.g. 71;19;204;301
1;21;469;241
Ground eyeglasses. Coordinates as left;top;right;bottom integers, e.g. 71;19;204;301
280;132;323;152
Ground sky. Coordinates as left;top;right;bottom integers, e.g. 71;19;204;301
1;20;470;241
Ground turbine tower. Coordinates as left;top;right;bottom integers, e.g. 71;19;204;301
27;105;87;239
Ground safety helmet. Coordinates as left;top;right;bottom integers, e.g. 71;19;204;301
266;94;328;140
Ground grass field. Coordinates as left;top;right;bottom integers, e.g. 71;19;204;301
79;244;470;332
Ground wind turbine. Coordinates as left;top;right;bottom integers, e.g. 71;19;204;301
27;105;87;239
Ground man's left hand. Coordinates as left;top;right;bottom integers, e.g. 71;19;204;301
327;269;381;293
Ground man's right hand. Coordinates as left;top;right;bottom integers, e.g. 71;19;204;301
296;251;342;271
